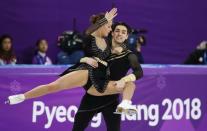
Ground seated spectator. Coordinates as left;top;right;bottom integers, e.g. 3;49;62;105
32;38;52;65
0;34;17;65
184;41;207;65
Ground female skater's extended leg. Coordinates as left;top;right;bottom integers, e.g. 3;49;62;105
25;70;88;99
7;70;88;104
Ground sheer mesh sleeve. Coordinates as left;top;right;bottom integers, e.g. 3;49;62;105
128;53;143;80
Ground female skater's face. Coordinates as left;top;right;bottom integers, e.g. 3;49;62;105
100;21;112;37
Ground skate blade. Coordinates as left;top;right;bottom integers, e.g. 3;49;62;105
113;107;138;116
113;107;133;115
113;107;124;115
126;109;137;116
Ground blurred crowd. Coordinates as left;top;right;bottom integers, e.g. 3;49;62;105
0;31;146;66
1;33;206;66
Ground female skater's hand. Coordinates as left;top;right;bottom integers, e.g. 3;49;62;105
86;57;98;68
112;47;123;54
105;8;118;22
114;80;126;91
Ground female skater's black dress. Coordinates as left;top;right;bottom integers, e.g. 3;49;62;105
60;35;111;93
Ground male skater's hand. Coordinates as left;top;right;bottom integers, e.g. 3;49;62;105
114;80;126;91
80;57;98;68
85;57;98;68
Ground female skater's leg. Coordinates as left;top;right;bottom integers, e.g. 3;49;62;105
7;70;89;104
25;70;89;99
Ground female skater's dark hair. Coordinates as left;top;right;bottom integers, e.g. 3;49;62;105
90;13;105;24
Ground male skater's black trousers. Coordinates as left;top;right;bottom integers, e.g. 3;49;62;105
72;93;121;131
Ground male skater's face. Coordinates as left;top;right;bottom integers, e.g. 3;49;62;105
112;25;128;44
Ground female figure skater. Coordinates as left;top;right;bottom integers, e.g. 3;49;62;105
7;8;137;113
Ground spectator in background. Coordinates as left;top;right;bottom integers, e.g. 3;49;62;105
0;34;17;65
32;38;52;65
128;34;145;64
184;41;207;65
134;36;145;64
